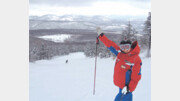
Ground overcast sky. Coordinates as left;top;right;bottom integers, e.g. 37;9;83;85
29;0;151;16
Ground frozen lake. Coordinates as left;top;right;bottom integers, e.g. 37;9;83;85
38;34;71;42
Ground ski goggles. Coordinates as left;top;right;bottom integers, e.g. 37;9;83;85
120;44;131;50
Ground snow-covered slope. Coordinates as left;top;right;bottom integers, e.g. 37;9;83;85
29;52;150;101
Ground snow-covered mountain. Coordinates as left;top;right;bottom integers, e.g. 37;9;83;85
29;14;146;31
29;14;113;22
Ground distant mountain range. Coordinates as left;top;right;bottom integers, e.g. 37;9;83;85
29;14;146;32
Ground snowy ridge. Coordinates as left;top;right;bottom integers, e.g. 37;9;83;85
30;52;150;101
29;14;146;31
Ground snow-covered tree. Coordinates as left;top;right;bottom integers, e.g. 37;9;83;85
121;21;138;41
144;12;151;57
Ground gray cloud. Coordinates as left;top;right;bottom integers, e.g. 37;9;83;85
30;0;97;6
30;0;150;7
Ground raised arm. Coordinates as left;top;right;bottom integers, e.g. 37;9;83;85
98;33;120;56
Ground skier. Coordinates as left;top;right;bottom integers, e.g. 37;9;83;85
66;60;68;63
96;27;142;101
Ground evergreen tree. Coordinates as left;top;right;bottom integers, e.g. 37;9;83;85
144;12;151;57
121;21;138;41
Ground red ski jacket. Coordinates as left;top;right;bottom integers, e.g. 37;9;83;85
98;34;142;92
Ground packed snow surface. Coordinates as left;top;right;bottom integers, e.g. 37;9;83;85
30;52;151;101
38;34;71;42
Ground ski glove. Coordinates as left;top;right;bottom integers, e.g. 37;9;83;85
96;27;102;36
122;85;130;94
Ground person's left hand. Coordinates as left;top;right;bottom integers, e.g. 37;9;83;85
96;27;102;36
122;86;130;94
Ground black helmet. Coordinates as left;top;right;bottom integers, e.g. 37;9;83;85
120;40;132;45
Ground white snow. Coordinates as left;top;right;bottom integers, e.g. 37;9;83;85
135;34;143;36
38;34;71;43
29;52;151;101
60;17;74;21
121;24;128;29
103;26;122;30
50;15;60;21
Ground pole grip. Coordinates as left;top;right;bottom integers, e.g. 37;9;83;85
96;37;99;44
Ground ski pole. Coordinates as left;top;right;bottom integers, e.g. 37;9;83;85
93;36;99;95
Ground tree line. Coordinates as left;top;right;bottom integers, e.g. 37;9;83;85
29;12;151;62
